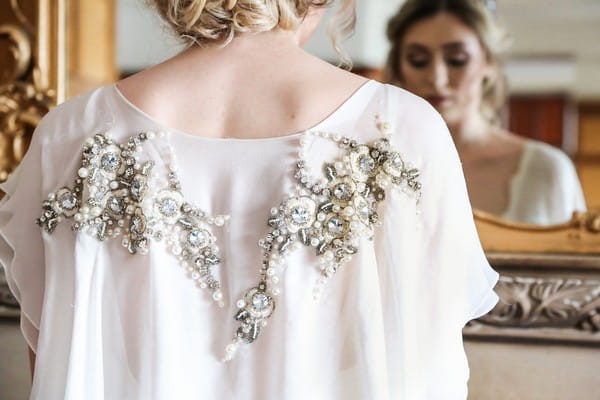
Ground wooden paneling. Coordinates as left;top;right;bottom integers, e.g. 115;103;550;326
578;102;600;156
578;164;600;210
575;102;600;210
508;95;571;149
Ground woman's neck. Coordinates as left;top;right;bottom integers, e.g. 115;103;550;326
447;112;494;151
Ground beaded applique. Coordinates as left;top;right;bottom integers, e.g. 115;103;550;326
33;119;421;360
223;118;421;360
36;131;229;306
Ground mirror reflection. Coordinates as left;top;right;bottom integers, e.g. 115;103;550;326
383;0;586;225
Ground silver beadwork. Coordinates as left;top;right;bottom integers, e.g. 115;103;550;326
225;119;422;361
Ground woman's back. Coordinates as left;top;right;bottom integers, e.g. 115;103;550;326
116;31;368;140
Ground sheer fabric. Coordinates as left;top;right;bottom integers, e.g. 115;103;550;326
0;81;499;399
502;139;587;225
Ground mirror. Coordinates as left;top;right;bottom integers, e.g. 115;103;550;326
364;0;598;227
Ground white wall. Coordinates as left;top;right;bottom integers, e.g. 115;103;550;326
116;0;185;72
303;0;404;67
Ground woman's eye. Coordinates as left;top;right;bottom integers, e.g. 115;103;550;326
406;57;429;68
446;57;468;67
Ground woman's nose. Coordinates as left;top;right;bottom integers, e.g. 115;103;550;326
426;60;449;90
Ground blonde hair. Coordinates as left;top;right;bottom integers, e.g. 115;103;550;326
150;0;356;68
384;0;510;125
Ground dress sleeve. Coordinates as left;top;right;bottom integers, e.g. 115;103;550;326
416;109;500;329
387;88;500;328
0;123;46;353
379;87;500;398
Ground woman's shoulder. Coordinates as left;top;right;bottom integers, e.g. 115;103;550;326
374;83;454;162
35;84;115;143
379;83;448;137
521;139;577;178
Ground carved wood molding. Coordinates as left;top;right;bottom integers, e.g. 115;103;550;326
464;253;600;345
475;209;600;254
468;275;600;331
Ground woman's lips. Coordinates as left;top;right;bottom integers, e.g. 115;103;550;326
425;95;449;108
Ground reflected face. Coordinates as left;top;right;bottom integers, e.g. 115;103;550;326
399;13;491;125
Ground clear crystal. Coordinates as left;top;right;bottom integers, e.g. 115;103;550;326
131;180;144;198
333;183;351;200
252;293;269;311
59;192;77;210
187;230;208;247
159;198;178;216
108;197;123;213
358;155;375;173
101;152;120;172
390;153;403;169
327;218;345;234
356;199;370;219
291;207;310;224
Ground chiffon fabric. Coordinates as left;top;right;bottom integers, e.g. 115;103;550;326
0;80;499;400
501;139;587;225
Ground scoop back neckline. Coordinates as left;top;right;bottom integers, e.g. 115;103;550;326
110;79;376;143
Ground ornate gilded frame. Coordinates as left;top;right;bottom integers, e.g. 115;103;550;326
0;0;63;184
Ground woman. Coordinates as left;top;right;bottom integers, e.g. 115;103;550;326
0;0;498;398
385;0;586;226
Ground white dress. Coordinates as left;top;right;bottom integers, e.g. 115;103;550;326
502;139;587;225
0;80;499;400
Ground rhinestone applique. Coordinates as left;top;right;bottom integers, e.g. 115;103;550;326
36;131;229;305
223;119;422;360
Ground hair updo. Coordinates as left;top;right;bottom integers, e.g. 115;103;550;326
384;0;511;125
150;0;356;65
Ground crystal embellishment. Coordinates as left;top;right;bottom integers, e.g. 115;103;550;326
333;183;352;201
58;190;77;211
283;196;316;233
326;217;345;235
291;207;309;224
36;131;229;306
100;152;120;173
252;293;269;310
159;198;177;216
187;229;208;248
358;155;375;173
